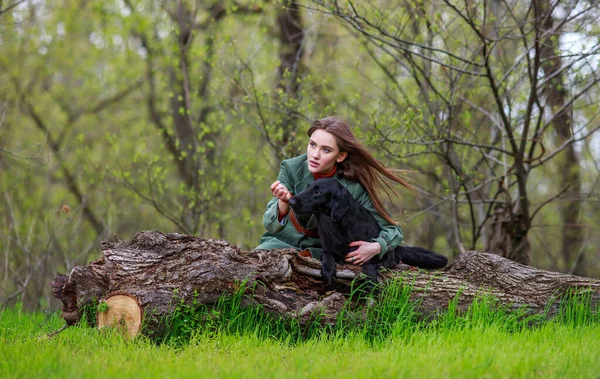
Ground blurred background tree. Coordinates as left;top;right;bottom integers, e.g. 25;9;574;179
1;0;599;309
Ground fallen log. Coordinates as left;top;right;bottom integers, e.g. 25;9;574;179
51;230;600;338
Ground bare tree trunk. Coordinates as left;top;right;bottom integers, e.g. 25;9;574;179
51;231;600;338
274;0;306;160
538;0;583;275
486;200;531;265
276;0;304;97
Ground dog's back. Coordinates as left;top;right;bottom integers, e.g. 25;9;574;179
326;195;381;258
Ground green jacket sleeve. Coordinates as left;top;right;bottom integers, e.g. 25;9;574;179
262;160;295;233
354;189;404;258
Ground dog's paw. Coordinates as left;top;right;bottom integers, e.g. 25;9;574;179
320;253;338;288
321;266;336;287
325;276;334;287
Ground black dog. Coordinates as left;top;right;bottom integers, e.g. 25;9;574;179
289;178;447;288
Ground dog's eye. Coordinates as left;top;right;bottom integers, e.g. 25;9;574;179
314;190;321;195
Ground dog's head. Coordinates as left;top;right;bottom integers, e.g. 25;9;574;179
289;178;351;222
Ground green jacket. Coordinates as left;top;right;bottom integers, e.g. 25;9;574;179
254;154;403;258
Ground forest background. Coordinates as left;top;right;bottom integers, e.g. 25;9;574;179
1;0;599;310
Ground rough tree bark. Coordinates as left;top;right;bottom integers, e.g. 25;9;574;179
51;231;600;338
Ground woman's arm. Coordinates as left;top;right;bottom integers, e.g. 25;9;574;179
271;181;292;217
262;162;294;233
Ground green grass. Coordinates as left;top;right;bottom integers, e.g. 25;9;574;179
2;284;600;378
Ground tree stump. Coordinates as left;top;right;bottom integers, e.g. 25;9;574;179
96;294;143;339
51;230;600;338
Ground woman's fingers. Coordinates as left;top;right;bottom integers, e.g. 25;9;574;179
281;190;291;203
345;254;360;265
346;242;363;264
276;187;288;198
346;241;380;266
270;180;280;192
271;181;291;201
346;255;364;266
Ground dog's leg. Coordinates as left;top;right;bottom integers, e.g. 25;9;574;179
320;252;337;287
361;262;380;292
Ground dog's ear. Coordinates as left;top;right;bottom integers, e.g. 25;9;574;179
331;186;351;222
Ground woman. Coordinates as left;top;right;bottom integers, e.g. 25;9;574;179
255;117;411;266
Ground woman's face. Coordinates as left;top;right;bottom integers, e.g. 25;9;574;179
306;129;348;175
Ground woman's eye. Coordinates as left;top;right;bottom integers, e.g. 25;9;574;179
323;149;330;153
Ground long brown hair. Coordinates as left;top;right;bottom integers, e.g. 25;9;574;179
308;117;412;225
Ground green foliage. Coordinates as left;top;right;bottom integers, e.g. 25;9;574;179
433;291;543;333
97;300;109;313
337;278;421;343
154;281;329;345
552;287;600;327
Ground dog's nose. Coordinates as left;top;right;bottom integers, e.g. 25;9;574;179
288;198;296;206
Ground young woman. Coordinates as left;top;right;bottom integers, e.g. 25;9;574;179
254;117;411;266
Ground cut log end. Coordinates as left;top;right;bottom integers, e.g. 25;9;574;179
97;293;143;339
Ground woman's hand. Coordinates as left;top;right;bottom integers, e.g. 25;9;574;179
271;180;292;202
345;241;381;265
271;180;292;215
